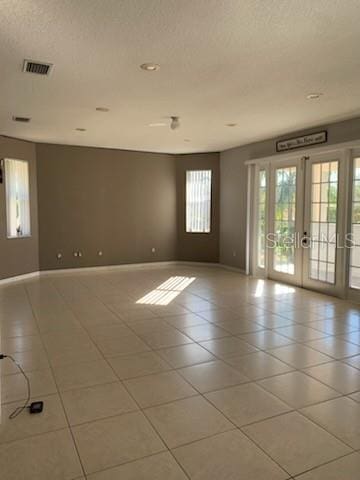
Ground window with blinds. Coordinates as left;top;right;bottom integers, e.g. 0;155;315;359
186;170;212;233
4;158;31;238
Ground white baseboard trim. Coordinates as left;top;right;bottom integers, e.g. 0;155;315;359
179;261;247;275
177;261;223;269
40;261;180;276
219;263;247;275
0;271;40;286
0;260;248;285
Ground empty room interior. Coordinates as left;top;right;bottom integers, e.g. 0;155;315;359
2;1;360;479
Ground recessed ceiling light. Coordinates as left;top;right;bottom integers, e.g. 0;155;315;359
226;123;237;127
149;122;166;127
96;107;109;112
307;93;323;100
75;128;86;132
140;63;160;71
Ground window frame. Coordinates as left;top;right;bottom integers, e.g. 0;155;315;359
185;169;213;234
348;154;360;290
4;157;32;239
256;167;268;270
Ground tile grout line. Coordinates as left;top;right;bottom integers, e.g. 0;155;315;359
151;347;294;477
84;273;360;476
2;268;360;478
24;281;88;480
290;450;358;478
62;275;194;480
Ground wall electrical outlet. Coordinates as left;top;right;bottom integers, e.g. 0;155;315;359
232;251;237;257
151;247;156;253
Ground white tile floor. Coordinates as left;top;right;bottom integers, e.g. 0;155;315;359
1;265;360;479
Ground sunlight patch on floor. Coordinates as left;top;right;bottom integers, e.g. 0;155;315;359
274;283;296;295
254;279;265;297
136;276;196;305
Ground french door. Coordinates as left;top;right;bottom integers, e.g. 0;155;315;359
348;150;360;302
267;158;304;286
254;152;346;296
302;153;346;296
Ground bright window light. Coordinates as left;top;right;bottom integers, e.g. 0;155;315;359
4;158;31;238
257;169;267;269
309;161;338;284
273;166;297;275
186;170;212;233
350;157;360;289
254;279;265;297
136;276;196;306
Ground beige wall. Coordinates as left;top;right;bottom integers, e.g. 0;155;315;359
0;136;39;280
220;116;360;270
1;140;220;278
2;114;359;279
36;143;178;270
177;153;220;263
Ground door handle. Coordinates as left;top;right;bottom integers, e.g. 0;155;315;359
302;232;309;247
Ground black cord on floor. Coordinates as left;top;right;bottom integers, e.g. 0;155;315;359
0;354;31;419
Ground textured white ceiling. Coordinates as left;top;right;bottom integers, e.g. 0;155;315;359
1;0;360;154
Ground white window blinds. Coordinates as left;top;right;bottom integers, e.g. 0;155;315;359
4;158;31;238
186;170;212;233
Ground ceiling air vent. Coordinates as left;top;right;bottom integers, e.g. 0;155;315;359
23;59;53;75
12;116;31;123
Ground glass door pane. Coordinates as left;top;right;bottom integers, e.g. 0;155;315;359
273;166;296;274
257;169;267;269
309;161;338;284
350;157;360;289
303;153;345;297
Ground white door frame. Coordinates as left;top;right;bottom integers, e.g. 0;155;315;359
347;148;360;303
302;151;347;297
267;156;304;286
251;163;270;278
246;140;360;300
